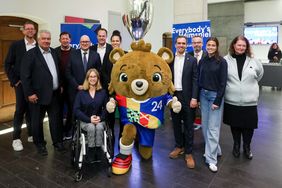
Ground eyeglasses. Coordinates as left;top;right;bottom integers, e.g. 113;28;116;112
81;41;90;43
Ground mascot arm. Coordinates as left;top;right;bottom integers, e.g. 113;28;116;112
168;96;182;113
106;97;116;113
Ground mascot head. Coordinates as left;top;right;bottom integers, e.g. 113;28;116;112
109;40;174;101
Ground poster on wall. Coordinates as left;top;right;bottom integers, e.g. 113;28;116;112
172;21;211;53
60;23;101;49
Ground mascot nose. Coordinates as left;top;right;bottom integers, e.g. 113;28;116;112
136;81;143;88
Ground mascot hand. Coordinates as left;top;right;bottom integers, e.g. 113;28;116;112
106;98;116;113
172;96;182;113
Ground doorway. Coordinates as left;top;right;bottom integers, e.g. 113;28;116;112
0;16;38;122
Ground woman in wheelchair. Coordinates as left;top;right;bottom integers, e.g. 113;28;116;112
73;68;108;162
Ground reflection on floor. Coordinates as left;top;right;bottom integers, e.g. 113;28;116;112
0;88;281;188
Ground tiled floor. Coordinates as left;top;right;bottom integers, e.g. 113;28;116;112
0;88;281;188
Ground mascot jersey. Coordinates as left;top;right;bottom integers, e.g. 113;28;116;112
116;94;172;129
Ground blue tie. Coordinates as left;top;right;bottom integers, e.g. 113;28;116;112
83;52;87;72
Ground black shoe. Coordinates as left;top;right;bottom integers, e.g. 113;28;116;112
243;145;253;160
37;145;48;156
232;144;240;158
53;142;66;152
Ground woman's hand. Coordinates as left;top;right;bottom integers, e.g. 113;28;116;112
211;104;219;110
91;115;101;124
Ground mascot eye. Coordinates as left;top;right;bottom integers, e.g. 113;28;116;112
119;73;128;82
152;73;162;82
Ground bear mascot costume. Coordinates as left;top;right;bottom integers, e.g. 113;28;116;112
106;40;181;175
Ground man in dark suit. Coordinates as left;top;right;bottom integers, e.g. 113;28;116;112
169;36;198;169
55;32;75;140
21;30;64;156
65;35;101;106
189;35;207;130
189;35;207;64
4;21;36;151
90;28;116;146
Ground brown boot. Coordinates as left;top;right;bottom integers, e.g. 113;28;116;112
169;147;184;159
185;154;195;169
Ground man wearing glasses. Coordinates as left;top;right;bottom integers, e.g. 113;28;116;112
65;35;101;116
5;21;36;151
189;35;207;131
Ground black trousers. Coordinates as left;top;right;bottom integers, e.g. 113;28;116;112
171;91;195;154
60;86;73;135
30;91;63;147
13;83;32;140
231;127;254;148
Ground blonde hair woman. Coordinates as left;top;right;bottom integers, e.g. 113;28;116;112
73;68;108;162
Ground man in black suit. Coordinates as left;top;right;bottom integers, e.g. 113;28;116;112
55;32;75;140
189;35;207;130
169;36;198;169
4;21;36;151
21;30;64;156
65;35;101;106
189;35;207;64
90;28;116;146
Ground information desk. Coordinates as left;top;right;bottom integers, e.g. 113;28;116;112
259;63;282;87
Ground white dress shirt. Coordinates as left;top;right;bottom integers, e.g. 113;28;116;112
97;44;106;64
174;52;185;91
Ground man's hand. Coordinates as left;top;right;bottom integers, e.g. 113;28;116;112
28;94;38;104
190;98;198;108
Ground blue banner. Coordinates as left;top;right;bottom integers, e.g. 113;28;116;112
172;21;211;53
60;23;101;49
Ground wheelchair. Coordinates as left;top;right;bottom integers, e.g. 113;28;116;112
71;120;113;182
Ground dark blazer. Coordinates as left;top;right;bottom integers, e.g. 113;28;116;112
90;43;113;90
20;46;60;105
5;39;36;86
65;49;101;100
170;53;198;103
188;50;208;62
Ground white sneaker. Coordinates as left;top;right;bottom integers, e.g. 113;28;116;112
208;163;218;172
27;136;33;143
12;139;23;151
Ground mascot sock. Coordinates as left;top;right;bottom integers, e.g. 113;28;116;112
112;139;134;175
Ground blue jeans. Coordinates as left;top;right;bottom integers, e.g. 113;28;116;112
200;89;223;165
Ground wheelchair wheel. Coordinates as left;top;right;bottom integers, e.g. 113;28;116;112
106;128;114;159
74;171;82;182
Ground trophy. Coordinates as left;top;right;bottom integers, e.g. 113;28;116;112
122;0;153;41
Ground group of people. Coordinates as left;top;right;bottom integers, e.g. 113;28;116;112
169;35;263;173
5;21;264;172
5;21;124;158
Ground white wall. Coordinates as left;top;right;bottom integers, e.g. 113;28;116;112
0;0;173;52
245;0;282;63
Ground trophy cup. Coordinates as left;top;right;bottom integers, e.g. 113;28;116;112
122;0;153;41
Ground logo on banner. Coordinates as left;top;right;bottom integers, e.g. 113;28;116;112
172;21;211;52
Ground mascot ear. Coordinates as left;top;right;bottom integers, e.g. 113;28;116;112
109;48;125;64
157;47;174;64
168;81;175;95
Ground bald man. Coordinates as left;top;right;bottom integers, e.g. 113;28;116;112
65;34;101;124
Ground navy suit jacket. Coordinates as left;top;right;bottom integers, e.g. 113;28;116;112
90;43;113;90
170;53;198;104
65;49;101;100
188;50;208;62
5;39;36;86
20;46;60;105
